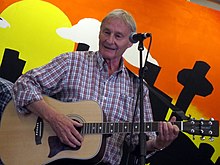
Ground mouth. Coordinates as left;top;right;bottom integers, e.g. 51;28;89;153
104;45;117;51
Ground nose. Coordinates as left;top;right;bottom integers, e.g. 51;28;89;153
106;34;115;44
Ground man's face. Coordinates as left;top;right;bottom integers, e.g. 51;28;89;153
99;17;133;61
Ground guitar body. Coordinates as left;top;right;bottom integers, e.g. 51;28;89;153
0;97;105;165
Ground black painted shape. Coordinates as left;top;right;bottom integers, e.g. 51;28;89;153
146;132;215;165
0;48;26;83
143;62;171;121
173;61;213;120
199;143;215;161
143;61;161;86
149;87;172;121
76;43;90;51
215;157;220;165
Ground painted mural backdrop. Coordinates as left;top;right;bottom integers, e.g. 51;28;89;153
0;0;220;164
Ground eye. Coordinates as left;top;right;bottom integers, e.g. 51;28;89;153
102;30;110;36
105;31;110;35
115;34;123;40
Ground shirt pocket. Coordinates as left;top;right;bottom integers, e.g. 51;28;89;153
114;93;135;122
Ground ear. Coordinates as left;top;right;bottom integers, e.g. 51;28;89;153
128;41;133;48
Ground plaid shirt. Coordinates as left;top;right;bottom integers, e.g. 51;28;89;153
0;78;13;165
13;51;155;165
0;77;13;121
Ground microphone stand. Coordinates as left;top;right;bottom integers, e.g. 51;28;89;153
137;39;147;165
135;32;189;165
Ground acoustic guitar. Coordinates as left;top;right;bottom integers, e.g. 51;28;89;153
0;96;219;165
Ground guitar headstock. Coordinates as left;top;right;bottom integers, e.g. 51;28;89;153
183;118;219;141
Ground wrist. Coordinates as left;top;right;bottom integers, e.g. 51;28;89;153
153;145;165;151
153;139;165;151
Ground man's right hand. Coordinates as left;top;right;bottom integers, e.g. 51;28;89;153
27;99;84;148
48;112;83;148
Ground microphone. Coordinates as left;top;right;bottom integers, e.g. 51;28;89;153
129;32;151;43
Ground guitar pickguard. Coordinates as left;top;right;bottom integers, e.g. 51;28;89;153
48;136;80;158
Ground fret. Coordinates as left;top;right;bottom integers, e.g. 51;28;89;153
89;123;92;134
85;123;87;134
106;123;110;134
103;123;106;134
110;123;114;133
87;123;91;134
88;123;92;134
83;123;86;134
83;123;88;134
133;123;139;132
114;123;119;133
97;123;102;134
95;123;98;133
87;123;90;134
128;123;131;132
119;123;123;132
145;122;151;132
151;122;159;132
123;123;129;133
92;123;95;134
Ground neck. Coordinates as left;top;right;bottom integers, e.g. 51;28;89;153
105;58;121;76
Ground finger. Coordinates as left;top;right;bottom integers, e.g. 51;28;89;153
60;119;83;147
169;116;176;122
159;121;168;139
70;127;83;143
70;121;84;142
169;116;180;136
173;125;180;136
59;126;82;148
54;128;76;148
72;120;83;127
68;132;83;147
158;121;163;137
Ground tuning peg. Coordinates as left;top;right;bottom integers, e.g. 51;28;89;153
209;137;214;142
200;136;205;141
208;118;215;126
200;118;204;125
208;121;213;126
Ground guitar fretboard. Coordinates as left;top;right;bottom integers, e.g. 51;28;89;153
81;122;183;134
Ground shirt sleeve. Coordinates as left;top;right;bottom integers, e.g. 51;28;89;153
0;78;13;118
12;53;71;113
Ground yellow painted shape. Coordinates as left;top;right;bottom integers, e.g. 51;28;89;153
0;0;74;72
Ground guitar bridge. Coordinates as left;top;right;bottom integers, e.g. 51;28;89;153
34;117;44;145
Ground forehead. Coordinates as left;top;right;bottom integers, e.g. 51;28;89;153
101;17;131;34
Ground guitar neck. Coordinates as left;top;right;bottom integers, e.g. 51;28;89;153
81;120;219;137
